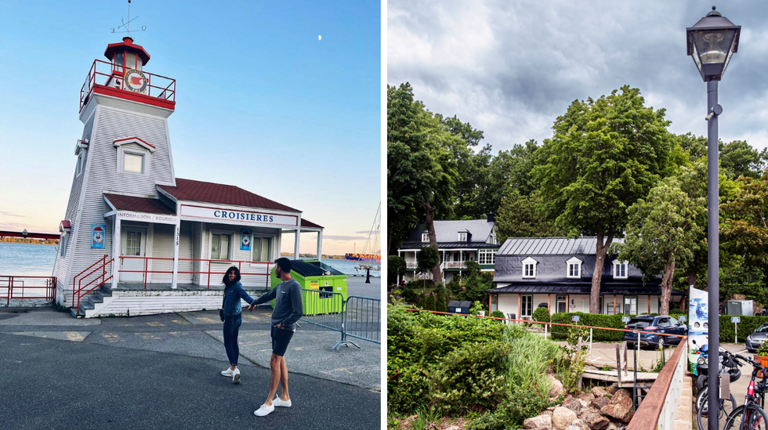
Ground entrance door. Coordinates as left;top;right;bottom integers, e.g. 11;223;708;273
557;295;566;313
120;227;147;282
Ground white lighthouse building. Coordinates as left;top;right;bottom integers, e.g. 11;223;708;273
52;36;323;317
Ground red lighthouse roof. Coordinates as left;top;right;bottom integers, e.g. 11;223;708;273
104;36;151;64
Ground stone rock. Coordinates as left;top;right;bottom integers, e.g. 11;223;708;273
562;396;582;414
591;387;609;398
548;374;565;398
606;421;620;430
606;385;618;395
568;419;589;430
524;415;553;429
553;407;579;430
542;410;554;418
600;390;634;423
591;397;610;410
578;393;595;404
582;412;610;429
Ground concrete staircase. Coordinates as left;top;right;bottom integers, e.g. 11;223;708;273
69;284;112;318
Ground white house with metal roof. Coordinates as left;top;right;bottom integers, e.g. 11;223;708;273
397;214;499;283
52;36;323;317
489;237;687;320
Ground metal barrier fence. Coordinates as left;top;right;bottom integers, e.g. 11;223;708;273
299;289;381;351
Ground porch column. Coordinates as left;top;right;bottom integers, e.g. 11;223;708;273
488;295;492;313
293;228;301;260
517;294;521;321
459;250;463;277
111;217;121;289
316;230;323;262
648;295;651;314
613;295;617;315
171;221;180;289
566;294;569;312
548;294;551;310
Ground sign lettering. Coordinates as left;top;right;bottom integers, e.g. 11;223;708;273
179;205;298;227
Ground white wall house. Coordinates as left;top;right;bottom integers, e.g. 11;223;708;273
489;237;687;320
52;37;323;317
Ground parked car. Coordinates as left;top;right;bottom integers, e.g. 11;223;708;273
745;323;768;352
623;315;688;349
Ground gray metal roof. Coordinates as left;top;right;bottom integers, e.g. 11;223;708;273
498;237;603;256
429;219;495;243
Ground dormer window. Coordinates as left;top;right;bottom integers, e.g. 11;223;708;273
421;232;429;243
114;137;155;176
614;260;628;279
522;256;537;278
566;256;582;279
458;232;467;241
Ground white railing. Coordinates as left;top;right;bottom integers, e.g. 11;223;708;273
406;262;417;269
444;262;467;269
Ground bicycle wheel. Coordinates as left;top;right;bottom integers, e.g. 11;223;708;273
696;386;709;413
724;404;768;430
699;393;737;430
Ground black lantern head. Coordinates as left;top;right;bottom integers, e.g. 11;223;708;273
687;6;740;82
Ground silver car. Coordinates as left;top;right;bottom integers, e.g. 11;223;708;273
746;323;768;352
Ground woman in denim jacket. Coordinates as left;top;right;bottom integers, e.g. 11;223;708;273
220;266;255;384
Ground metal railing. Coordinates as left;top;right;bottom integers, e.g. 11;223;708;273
627;339;688;430
299;289;381;350
0;276;56;305
80;59;176;111
115;256;274;290
71;255;114;312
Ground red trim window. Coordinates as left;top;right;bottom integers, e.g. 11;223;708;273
113;52;125;75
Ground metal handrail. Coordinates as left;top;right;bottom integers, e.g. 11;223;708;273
79;59;176;110
0;276;56;305
71;254;108;306
74;257;114;312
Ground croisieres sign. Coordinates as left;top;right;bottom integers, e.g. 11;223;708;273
179;204;298;227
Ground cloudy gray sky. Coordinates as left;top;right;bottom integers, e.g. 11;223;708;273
388;0;768;153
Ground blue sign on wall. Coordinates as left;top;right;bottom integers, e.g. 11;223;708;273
91;224;106;249
240;229;252;251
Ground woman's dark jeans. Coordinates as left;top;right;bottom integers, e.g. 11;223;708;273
223;313;242;366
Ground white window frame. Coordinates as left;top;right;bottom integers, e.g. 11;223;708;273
613;260;628;279
458;231;468;241
421;232;429;243
522;256;537;278
479;249;496;265
210;230;233;261
59;232;69;257
76;150;86;177
624;296;638;315
117;146;151;176
521;295;533;318
566;256;582;279
251;235;274;262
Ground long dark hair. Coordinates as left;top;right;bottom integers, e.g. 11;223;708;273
222;266;241;287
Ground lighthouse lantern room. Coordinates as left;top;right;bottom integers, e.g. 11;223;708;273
54;35;324;318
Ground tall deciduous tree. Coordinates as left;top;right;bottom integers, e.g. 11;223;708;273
533;86;675;313
722;172;768;270
618;177;705;315
495;190;561;242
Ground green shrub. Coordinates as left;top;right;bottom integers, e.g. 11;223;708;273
425;293;436;311
532;307;550;323
436;288;448;313
491;310;505;319
429;340;513;414
720;315;768;343
388;255;406;284
470;301;485;315
550;312;627;341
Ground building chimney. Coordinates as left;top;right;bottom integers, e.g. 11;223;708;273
487;213;495;222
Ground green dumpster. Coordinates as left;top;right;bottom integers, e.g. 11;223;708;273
269;260;347;315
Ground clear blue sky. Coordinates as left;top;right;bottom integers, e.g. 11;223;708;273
0;0;381;255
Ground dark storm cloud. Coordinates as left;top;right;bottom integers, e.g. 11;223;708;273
389;0;768;151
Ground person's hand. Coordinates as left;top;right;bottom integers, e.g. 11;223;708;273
277;322;284;329
248;304;256;312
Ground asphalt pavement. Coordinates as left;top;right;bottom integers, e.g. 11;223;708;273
0;281;382;430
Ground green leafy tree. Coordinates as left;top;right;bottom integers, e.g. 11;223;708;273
720;140;762;179
722;173;768;270
416;246;440;279
679;133;708;163
618;177;705;314
533;86;675;313
425;293;436;311
496;189;562;242
388;255;406;286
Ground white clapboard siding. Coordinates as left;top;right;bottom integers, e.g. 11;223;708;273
62;103;176;300
83;291;264;318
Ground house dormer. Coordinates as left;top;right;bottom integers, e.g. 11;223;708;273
566;256;582;279
613;260;628;279
421;231;429;243
458;230;472;242
522;256;537;278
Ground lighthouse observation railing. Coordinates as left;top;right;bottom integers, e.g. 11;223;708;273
0;276;56;306
79;59;176;111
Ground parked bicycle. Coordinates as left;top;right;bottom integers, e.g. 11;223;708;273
697;347;741;430
722;354;768;430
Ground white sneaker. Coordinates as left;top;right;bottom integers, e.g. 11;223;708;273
273;396;292;407
221;368;234;377
233;368;241;384
254;404;275;417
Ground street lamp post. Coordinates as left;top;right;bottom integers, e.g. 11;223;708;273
687;7;740;430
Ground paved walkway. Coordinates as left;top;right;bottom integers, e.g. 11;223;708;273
0;296;381;429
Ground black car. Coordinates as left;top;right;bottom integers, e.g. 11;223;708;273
623;315;688;349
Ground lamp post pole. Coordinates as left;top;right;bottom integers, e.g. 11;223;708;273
687;7;741;430
706;79;720;430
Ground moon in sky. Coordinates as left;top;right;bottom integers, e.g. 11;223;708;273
318;35;322;41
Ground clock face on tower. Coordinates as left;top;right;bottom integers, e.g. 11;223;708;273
124;69;148;93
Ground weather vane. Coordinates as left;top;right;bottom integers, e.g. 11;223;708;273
111;0;146;37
